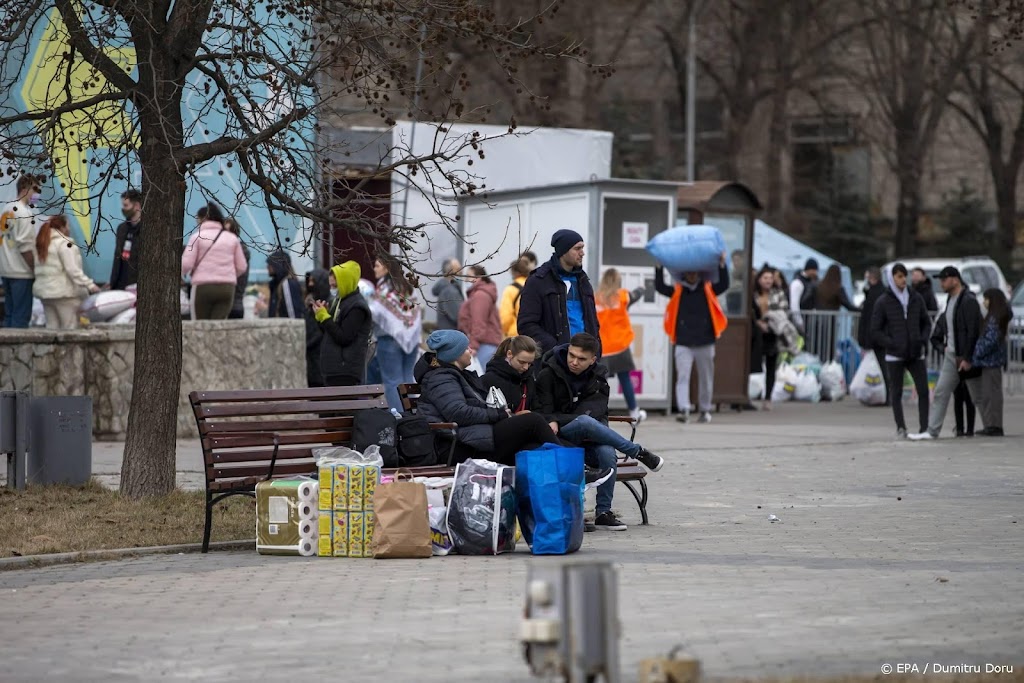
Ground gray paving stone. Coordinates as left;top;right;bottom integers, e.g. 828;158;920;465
1;399;1022;682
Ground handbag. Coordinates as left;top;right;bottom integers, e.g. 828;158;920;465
485;386;508;410
371;473;432;559
515;443;585;555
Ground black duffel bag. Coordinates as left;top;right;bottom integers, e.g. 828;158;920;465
396;414;438;468
352;408;399;468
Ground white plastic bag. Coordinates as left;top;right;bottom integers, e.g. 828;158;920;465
80;290;137;322
771;363;798;402
748;372;766;401
313;445;384;468
819;361;846;401
466;354;484;376
792;370;821;402
428;505;454;556
850;351;886;405
791;351;822;376
486;386;508;410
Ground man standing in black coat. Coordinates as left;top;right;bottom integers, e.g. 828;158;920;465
517;229;599;355
109;189;143;290
910;266;983;440
870;263;932;438
535;333;664;532
859;266;890;403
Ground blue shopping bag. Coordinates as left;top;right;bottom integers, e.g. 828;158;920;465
515;443;585;555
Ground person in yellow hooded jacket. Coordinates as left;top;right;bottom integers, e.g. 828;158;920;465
499;256;532;337
312;261;372;386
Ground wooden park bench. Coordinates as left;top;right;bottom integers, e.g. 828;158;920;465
397;383;651;525
189;384;388;552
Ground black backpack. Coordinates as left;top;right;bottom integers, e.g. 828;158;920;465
396;414;438;467
352;408;399;468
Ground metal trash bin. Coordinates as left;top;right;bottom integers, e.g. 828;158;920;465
27;396;92;486
1;391;31;490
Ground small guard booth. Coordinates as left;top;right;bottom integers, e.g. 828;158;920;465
676;181;762;407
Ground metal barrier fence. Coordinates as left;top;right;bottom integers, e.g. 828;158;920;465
799;310;1024;395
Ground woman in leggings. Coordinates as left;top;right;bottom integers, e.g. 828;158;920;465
413;329;610;483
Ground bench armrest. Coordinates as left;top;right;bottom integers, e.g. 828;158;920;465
607;415;638;442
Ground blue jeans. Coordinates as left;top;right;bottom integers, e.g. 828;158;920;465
2;277;34;328
616;370;637;410
559;415;638;515
366;335;417;412
477;343;498;366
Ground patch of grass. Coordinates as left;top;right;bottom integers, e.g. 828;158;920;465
0;480;254;558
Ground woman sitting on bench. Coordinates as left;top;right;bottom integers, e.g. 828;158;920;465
414;330;612;485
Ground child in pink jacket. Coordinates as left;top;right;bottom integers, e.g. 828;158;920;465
181;202;247;320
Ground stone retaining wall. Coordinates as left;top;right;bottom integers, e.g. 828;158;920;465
0;320;306;439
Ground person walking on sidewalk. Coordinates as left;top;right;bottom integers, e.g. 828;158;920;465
458;265;503;363
595;268;648;422
870;263;932;439
910;266;982;440
535;333;664;531
655;254;729;423
517;229;600;354
930;315;976;437
788;258;819;333
858;267;890;404
911;267;939;312
965;288;1010;437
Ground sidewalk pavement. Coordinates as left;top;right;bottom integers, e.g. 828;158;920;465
3;398;1022;682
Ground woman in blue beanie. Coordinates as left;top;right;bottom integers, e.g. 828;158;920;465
413;329;564;465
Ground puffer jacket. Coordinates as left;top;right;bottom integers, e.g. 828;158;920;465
318;263;372;384
181;220;247;285
481;355;536;412
972;317;1007;368
534;345;610;428
870;285;931;360
458;279;503;351
305;268;330;387
413;352;507;452
33;229;95;299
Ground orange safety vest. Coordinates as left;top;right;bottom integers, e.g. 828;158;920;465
663;282;728;344
596;289;635;356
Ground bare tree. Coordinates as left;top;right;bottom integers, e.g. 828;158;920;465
0;0;598;498
949;1;1024;268
853;0;982;256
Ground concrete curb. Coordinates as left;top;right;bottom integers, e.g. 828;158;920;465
0;539;255;571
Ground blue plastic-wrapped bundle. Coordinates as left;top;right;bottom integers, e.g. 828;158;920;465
646;224;726;282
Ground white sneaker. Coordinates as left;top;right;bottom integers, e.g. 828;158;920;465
629;408;648;422
907;431;934;441
698;412;712;424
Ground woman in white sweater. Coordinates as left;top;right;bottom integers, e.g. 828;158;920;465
33;214;99;329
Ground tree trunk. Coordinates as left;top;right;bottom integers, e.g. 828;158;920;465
119;68;186;499
893;133;923;257
994;177;1018;270
764;82;790;225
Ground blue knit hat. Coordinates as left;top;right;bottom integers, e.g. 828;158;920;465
426;329;470;363
551;229;584;258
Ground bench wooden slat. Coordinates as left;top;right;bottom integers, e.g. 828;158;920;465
206;430;353;451
199;397;386;418
199;416;355;435
190;385;386;403
207;447;322;465
212;462;318;480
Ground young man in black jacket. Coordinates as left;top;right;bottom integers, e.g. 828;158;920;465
535;333;664;531
870;263;932;438
910;266;983;440
516;230;600;354
109;189;142;290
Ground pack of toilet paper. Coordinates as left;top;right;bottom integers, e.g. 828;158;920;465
255;479;319;556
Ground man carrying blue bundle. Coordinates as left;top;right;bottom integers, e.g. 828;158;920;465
517;229;600;355
655;254;729;423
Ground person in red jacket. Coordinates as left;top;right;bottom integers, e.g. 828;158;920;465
458;265;503;364
654;253;729;423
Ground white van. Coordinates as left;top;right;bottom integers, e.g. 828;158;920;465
883;256;1012;311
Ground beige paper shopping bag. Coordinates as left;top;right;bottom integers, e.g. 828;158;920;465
371;477;432;559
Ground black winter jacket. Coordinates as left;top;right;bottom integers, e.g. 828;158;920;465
948;289;983;362
870;287;932;360
304;269;330;387
319;290;371;383
481;356;536;412
534;345;610;428
413;353;507;452
858;281;886;349
913;280;939;312
516;256;599;354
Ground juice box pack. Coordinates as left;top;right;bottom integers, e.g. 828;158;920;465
317;463;380;557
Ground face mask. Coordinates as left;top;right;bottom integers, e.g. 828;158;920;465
121;208;134;219
329;288;338;299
